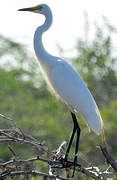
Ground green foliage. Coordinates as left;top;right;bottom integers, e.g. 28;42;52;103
101;101;117;157
0;35;46;89
72;19;117;106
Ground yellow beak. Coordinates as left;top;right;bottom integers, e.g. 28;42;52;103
18;5;42;12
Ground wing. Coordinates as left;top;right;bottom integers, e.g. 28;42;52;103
51;59;103;135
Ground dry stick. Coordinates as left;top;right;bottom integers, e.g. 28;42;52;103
8;144;17;156
0;129;41;146
0;113;41;146
0;130;106;180
0;113;26;146
0;169;98;180
0;170;71;180
100;145;117;172
77;166;106;180
0;129;48;153
0;113;24;135
0;131;40;149
0;156;61;167
0;113;113;180
49;141;67;178
0;113;17;127
78;168;99;180
0;129;110;179
0;156;102;180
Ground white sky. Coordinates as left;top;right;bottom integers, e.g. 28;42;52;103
0;0;117;57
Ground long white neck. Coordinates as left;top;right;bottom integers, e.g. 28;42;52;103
34;9;53;61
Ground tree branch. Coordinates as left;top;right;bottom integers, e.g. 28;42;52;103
100;145;117;172
0;170;72;180
0;113;117;179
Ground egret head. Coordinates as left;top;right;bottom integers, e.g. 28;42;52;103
18;4;51;16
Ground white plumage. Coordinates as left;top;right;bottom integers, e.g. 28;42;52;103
18;3;103;135
51;59;103;135
18;4;103;173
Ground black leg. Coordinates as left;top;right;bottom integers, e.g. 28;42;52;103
73;113;81;164
72;113;81;176
65;112;81;176
65;124;76;160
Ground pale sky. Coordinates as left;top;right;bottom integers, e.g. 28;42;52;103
0;0;117;57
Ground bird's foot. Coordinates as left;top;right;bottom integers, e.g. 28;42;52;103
59;157;68;168
59;156;72;168
59;155;80;177
59;155;80;168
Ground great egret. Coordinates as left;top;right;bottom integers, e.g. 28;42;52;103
18;4;103;174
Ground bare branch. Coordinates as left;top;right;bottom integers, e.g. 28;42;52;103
0;129;48;153
100;145;117;172
0;113;117;179
0;170;72;180
0;156;62;168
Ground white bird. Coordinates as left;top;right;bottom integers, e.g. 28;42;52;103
18;4;103;174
